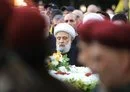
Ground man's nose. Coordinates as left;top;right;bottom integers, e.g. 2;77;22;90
59;38;64;43
68;21;71;25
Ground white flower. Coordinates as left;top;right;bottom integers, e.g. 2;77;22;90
69;65;92;73
51;60;59;66
50;56;55;61
49;66;99;85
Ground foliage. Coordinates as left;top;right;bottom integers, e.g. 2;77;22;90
65;78;97;92
48;52;70;71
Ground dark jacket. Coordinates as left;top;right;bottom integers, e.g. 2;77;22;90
67;36;80;66
67;43;79;65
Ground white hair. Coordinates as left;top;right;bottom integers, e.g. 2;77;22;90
56;40;71;54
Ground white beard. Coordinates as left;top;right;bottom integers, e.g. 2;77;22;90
56;41;71;54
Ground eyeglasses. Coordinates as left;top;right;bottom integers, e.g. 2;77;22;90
65;19;75;23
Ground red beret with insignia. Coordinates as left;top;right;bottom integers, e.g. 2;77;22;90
78;20;130;49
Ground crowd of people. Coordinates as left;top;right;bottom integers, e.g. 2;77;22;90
38;2;128;66
0;0;130;92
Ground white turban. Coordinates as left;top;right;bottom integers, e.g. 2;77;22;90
54;23;76;40
83;13;104;23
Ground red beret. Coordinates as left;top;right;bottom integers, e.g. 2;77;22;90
6;7;47;48
78;20;130;49
77;20;100;43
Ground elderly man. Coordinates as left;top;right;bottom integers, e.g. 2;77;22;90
54;23;79;65
78;20;130;92
72;10;83;25
64;13;77;30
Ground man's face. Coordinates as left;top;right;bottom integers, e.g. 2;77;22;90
64;14;77;29
78;41;128;87
56;32;72;53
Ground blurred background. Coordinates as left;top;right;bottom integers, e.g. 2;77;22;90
33;0;119;11
12;0;130;15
